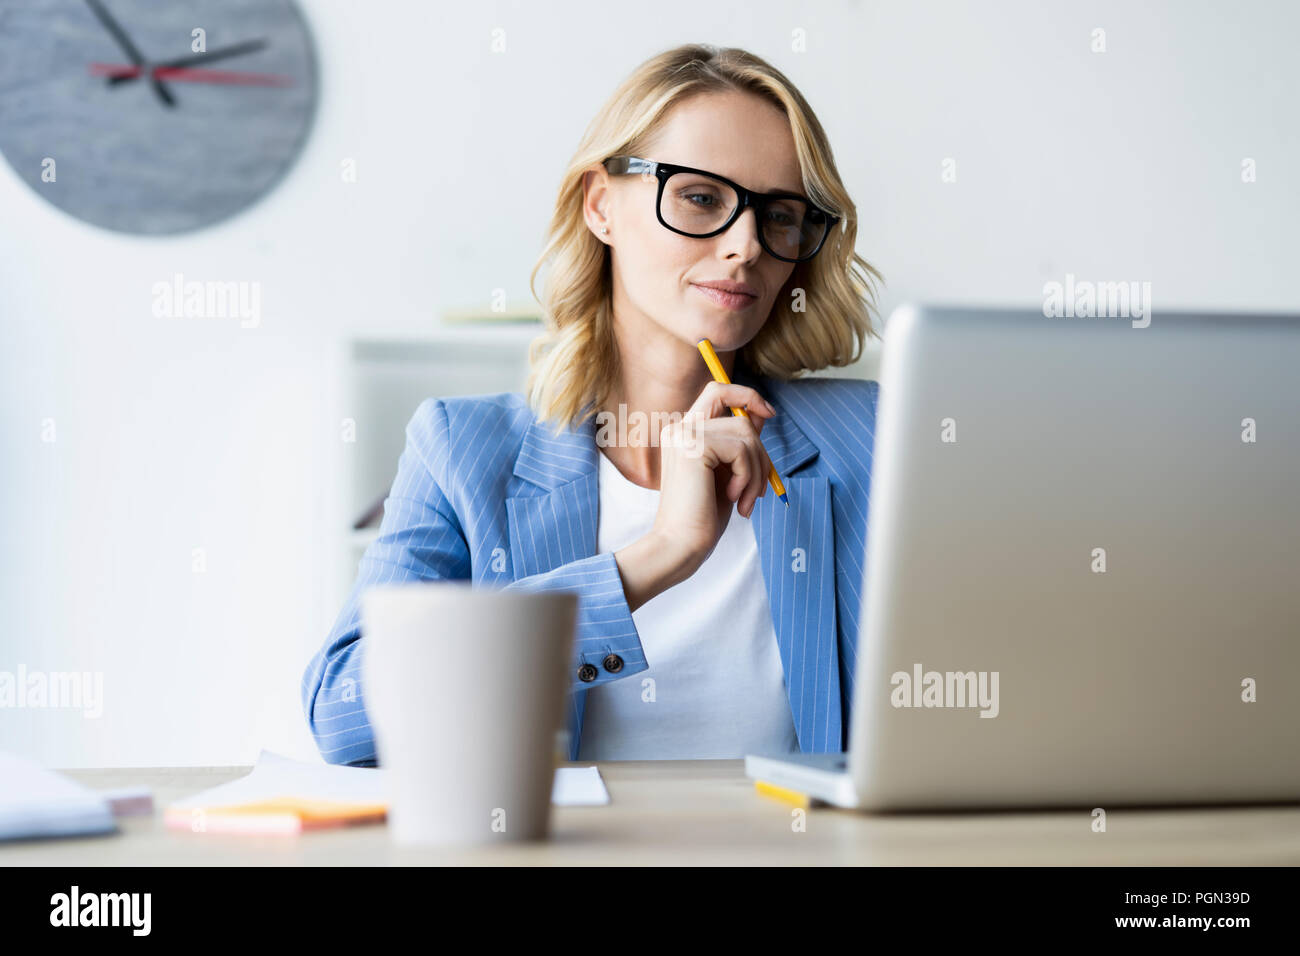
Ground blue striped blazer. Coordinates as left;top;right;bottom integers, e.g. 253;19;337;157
301;363;880;765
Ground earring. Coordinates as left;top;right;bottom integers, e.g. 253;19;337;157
600;226;609;235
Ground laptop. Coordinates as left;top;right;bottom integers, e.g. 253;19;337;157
746;304;1300;811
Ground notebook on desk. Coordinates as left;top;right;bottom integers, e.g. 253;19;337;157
0;751;117;841
165;750;610;834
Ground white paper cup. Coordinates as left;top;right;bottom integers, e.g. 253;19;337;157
361;582;577;846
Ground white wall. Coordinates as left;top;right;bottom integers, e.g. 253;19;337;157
2;0;1296;767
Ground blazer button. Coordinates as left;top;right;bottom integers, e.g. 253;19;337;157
577;663;599;683
602;653;624;674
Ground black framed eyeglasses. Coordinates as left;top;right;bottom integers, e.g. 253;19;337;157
602;155;840;263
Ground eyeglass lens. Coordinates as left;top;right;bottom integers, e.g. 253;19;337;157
660;169;828;260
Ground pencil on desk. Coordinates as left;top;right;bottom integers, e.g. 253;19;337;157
754;780;812;808
696;338;789;506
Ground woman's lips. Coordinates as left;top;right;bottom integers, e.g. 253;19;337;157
692;283;757;311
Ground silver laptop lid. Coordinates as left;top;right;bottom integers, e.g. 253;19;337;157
850;304;1300;810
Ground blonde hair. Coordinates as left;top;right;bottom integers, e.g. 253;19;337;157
525;43;883;432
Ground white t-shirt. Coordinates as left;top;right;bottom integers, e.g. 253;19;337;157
576;449;800;760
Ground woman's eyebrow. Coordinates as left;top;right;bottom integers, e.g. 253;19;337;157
702;164;806;199
762;184;811;200
748;177;807;197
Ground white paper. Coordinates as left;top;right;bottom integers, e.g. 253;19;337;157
550;765;611;806
167;750;385;810
0;751;116;841
167;750;610;811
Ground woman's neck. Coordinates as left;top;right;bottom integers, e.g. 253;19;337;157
597;319;738;490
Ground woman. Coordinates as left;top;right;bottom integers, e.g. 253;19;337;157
302;44;883;765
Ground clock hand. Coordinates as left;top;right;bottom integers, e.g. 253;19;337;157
83;0;175;107
90;64;292;87
106;39;270;86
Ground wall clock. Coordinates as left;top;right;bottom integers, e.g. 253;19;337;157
0;0;317;235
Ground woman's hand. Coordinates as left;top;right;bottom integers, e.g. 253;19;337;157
614;382;777;612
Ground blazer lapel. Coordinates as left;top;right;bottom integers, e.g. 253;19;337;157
507;416;600;578
735;366;843;753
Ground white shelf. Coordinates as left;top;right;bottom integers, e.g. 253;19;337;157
332;325;541;607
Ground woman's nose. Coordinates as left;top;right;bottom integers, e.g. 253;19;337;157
717;206;764;260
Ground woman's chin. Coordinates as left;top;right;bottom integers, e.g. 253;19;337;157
685;313;757;351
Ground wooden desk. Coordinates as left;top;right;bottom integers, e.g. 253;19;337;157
4;761;1299;865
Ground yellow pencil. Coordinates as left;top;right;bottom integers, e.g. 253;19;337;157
696;338;789;506
754;780;811;808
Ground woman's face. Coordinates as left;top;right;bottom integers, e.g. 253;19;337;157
586;89;803;356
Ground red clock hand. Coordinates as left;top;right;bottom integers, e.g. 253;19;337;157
89;63;293;87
